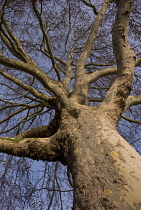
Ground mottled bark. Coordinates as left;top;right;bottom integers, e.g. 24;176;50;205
0;105;141;209
60;106;141;210
101;0;136;125
0;0;141;209
0;136;60;161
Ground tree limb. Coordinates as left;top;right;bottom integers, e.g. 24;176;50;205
15;112;60;139
0;102;41;112
87;57;141;84
121;115;141;124
87;67;117;84
0;70;56;107
89;97;103;102
135;57;141;66
0;16;32;62
0;57;69;107
0;136;61;161
72;0;110;102
101;0;136;124
74;0;110;78
89;95;141;109
80;0;98;15
31;0;62;81
124;95;141;111
63;48;74;93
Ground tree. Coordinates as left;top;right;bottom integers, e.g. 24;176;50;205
0;0;141;209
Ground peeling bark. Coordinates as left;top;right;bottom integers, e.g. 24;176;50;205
99;0;136;125
0;104;141;209
60;106;141;209
0;0;141;209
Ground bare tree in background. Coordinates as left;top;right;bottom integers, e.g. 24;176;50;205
0;0;141;209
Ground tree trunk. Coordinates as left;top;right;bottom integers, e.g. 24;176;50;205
60;105;141;210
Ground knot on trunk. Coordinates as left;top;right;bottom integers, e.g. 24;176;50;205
69;108;81;119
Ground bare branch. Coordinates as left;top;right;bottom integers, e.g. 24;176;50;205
30;44;66;74
87;57;141;84
71;0;110;104
80;0;98;15
15;123;56;140
0;136;61;162
89;86;110;90
0;15;69;107
89;95;141;109
31;0;62;81
122;115;141;124
63;48;74;93
124;95;141;111
100;0;136;123
0;106;39;124
85;61;115;67
0;109;46;134
135;57;141;67
0;102;41;112
0;83;44;104
0;70;56;107
0;28;26;61
0;16;33;62
23;41;66;67
87;67;117;84
0;57;69;107
74;0;110;80
89;97;103;102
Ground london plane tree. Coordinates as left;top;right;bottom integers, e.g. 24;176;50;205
0;0;141;209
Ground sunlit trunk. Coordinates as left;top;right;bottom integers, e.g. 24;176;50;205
60;106;141;209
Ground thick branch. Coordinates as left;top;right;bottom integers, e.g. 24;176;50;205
89;95;141;110
72;0;110;103
135;57;141;67
0;136;61;161
15;113;60;139
87;67;117;84
87;58;141;84
101;0;135;124
74;0;110;82
89;97;103;102
124;95;141;111
15;125;49;139
63;48;74;93
0;56;70;108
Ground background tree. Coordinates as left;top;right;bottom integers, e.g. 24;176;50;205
0;0;141;209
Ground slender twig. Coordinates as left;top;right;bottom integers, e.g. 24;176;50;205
122;115;141;124
81;0;98;15
31;0;62;81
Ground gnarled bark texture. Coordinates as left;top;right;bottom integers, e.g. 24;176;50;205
59;106;141;210
1;105;141;209
1;0;141;209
